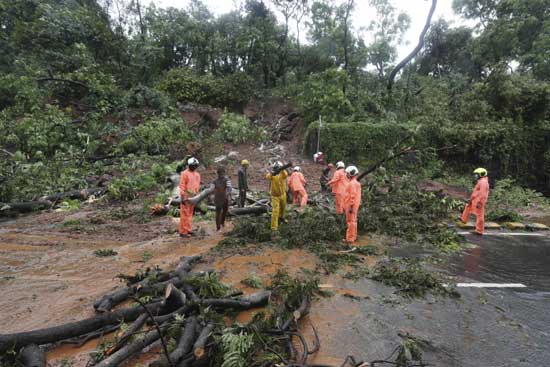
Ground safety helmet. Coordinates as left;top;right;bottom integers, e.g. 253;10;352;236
241;159;249;167
336;161;345;169
473;168;487;177
345;165;359;177
273;161;283;170
187;157;199;168
293;166;301;172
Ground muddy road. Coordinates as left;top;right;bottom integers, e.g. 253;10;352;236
1;204;549;367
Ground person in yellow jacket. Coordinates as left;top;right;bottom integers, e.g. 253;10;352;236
266;161;292;231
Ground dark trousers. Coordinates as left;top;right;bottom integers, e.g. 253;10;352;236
238;189;247;208
216;201;228;230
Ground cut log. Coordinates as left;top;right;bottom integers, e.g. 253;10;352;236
150;316;198;367
200;290;270;310
94;256;200;312
292;296;310;322
165;283;187;308
149;306;191;326
18;344;46;367
0;302;163;353
228;206;267;216
94;287;133;313
95;325;167;367
108;313;148;355
41;187;105;202
193;322;215;360
0;201;52;214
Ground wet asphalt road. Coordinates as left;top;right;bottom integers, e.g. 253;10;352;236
324;232;550;367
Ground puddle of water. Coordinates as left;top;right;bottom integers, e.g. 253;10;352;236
212;247;318;287
447;235;550;292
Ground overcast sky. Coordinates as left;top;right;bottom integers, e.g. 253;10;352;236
143;0;476;59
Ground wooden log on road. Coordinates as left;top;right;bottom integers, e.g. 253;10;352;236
0;302;163;353
18;344;46;367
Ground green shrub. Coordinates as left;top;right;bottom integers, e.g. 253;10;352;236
157;69;253;108
121;85;171;112
118;116;193;155
485;178;549;221
107;173;158;201
215;112;263;144
305;121;411;166
359;174;462;252
296;68;354;123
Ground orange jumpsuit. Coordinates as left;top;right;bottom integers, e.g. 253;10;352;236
288;171;308;207
461;176;489;234
179;168;201;235
328;169;347;214
344;176;361;243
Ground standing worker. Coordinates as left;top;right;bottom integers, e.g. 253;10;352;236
461;168;490;235
343;166;361;244
320;163;334;193
238;160;249;208
211;166;232;232
266;161;292;231
179;157;201;238
328;161;347;214
288;166;308;207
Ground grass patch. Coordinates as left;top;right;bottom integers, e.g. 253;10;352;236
94;248;118;257
240;274;263;288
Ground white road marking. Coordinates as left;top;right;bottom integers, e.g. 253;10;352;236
457;232;545;237
455;283;527;288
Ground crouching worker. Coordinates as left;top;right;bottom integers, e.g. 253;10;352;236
344;165;361;244
266;161;292;231
212;166;232;232
289;166;308;207
179;157;201;238
462;168;489;235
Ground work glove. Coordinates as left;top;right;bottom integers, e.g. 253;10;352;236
476;202;481;209
349;207;353;214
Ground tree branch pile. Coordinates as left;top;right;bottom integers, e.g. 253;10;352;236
0;257;337;367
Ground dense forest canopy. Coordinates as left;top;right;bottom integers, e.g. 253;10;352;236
1;0;549;203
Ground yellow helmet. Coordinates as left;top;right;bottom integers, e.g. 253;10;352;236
241;159;249;166
473;168;487;177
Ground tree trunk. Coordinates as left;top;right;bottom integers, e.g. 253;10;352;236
387;0;437;92
0;303;163;353
193;322;215;360
18;344;46;367
150;316;197;367
94;325;166;367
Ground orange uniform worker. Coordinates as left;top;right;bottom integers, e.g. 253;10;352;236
343;166;361;244
179;157;201;238
288;166;308;207
461;168;490;235
328;161;347;214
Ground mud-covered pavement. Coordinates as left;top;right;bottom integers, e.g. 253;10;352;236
2;204;550;367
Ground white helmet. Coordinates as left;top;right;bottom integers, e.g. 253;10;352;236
293;166;301;172
345;165;359;177
336;161;345;169
273;161;283;170
187;157;199;167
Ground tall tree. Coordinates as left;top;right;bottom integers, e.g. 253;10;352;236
366;0;411;78
387;0;437;91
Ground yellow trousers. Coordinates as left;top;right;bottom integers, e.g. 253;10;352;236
271;195;286;230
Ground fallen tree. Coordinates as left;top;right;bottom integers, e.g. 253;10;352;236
0;187;106;216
